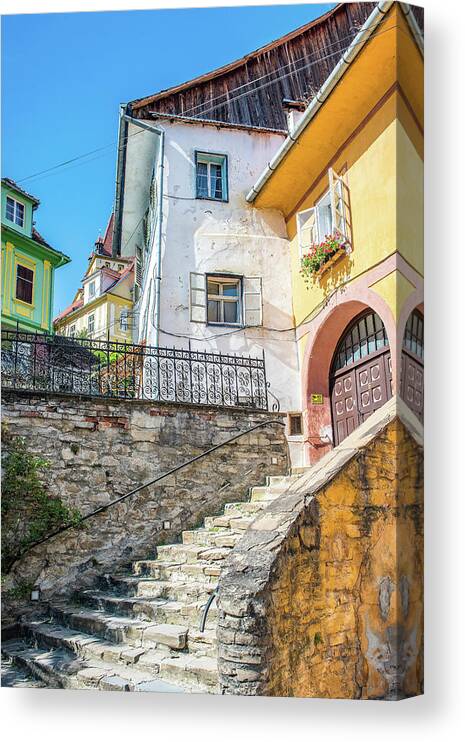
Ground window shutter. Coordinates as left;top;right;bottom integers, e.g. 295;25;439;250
243;277;262;327
190;272;206;323
297;207;317;257
328;168;352;247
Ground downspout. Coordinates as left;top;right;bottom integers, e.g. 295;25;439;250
246;0;395;203
122;114;164;348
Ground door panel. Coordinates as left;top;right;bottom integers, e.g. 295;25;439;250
356;353;391;422
401;351;424;423
331;350;392;446
331;369;358;446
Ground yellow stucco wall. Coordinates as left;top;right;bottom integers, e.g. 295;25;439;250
264;419;423;700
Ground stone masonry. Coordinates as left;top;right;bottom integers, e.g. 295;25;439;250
1;390;288;613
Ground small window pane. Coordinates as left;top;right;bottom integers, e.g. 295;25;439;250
208;300;220;323
6;197;15;221
224;301;238;324
15;202;24;226
210;164;223;199
196;162;208;198
222;283;238;297
208;281;220;296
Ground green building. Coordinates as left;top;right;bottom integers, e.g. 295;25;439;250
1;178;70;332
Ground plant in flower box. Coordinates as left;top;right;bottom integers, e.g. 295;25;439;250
300;231;350;284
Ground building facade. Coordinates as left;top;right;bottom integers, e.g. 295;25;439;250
1;178;70;333
247;2;424;464
108;1;423;465
54;216;134;342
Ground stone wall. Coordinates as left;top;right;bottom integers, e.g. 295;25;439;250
1;391;288;607
217;400;424;700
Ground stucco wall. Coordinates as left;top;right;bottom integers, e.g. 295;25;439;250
217;403;423;700
2;390;288;610
121;120;301;416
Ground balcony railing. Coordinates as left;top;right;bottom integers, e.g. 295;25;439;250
1;329;269;411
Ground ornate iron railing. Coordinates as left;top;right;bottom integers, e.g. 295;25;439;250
1;329;269;410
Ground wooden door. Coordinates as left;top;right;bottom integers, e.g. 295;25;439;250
330;311;392;446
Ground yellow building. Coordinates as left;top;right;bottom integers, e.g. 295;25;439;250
54;215;134;343
247;1;423;464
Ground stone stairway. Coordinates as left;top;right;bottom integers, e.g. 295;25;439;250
2;474;301;693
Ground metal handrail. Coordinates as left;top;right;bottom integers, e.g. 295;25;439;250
9;419;285;567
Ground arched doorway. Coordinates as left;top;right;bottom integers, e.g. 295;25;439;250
330;310;392;445
401;309;424;422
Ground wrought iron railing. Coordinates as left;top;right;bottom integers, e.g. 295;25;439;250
1;329;269;410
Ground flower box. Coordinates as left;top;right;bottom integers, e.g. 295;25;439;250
300;232;350;285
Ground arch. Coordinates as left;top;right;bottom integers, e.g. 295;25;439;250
301;290;396;464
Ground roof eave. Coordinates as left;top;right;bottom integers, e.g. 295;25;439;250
246;1;424;204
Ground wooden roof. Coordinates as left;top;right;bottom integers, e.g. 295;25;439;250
130;3;422;130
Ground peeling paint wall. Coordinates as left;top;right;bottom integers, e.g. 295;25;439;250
217;416;423;699
121;120;302;450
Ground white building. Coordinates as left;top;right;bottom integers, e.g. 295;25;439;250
110;4;382;463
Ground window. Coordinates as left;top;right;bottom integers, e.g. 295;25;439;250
88;281;95;298
120;309;129;332
6;196;25;228
69;325;76;337
88;313;95;335
207;276;241;325
196;152;228;201
289;414;303;436
15;264;34;304
189;273;262;326
297;168;351;257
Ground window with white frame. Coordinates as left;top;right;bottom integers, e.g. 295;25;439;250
88;313;95;335
196;152;228;201
6;196;25;228
69;324;76;337
189;273;262;326
88;280;96;299
207;276;241;325
297;168;351;257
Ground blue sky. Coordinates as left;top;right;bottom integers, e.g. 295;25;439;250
1;3;334;315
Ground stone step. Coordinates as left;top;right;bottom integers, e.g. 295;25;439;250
155;543;206;564
103;575;216;603
249;487;282;503
132;559;222;583
78;591;218;629
182;528;243;548
159;654;219;693
223;501;266;515
49;603;189;651
203;514;255;530
2;638;181;693
1;655;47;688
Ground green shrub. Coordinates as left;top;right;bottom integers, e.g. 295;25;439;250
1;433;81;574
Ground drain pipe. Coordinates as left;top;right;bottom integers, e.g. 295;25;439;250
122;114;164;348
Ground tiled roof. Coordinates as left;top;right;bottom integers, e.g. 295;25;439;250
54;297;84;323
1;177;40;206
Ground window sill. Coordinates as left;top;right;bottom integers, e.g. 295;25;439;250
13;297;35;309
207;322;243;329
195;195;229;204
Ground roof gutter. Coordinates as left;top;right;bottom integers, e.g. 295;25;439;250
246;1;422;204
